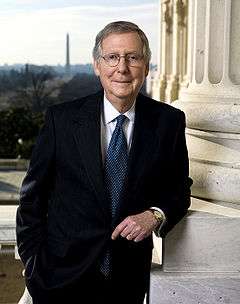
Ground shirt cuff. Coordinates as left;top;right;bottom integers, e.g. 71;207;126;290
149;207;167;237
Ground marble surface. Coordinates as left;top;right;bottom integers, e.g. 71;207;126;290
0;205;17;243
183;124;240;204
150;201;240;304
164;214;240;272
0;159;28;170
174;100;240;132
150;272;240;304
186;130;240;166
190;197;240;215
18;288;32;304
0;170;25;202
190;161;240;204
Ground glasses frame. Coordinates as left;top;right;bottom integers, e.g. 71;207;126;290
101;53;144;67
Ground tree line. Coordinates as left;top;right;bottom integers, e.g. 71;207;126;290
0;65;147;159
0;65;102;158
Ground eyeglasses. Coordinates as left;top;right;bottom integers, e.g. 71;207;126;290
101;53;144;67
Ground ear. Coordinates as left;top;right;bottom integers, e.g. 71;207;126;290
145;63;149;77
93;60;100;76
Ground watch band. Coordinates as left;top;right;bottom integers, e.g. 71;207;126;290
149;209;163;224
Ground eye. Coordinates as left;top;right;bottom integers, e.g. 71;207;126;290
107;54;119;60
127;54;139;61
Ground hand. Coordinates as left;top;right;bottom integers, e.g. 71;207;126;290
111;210;159;242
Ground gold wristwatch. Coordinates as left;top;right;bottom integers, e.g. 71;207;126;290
149;209;163;224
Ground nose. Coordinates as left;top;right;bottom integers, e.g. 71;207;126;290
117;56;129;73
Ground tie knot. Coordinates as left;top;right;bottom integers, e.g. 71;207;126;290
116;115;127;127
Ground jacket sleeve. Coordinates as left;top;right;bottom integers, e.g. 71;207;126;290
158;111;192;237
16;108;56;265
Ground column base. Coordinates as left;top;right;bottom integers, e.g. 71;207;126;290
150;198;240;304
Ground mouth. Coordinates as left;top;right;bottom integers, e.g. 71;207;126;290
113;80;132;84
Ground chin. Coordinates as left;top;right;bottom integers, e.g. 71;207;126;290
112;89;133;99
115;94;133;100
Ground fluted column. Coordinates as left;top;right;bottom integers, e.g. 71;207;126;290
174;0;240;204
152;0;173;101
165;0;188;101
152;0;188;102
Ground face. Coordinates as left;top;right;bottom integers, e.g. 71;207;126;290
93;32;149;105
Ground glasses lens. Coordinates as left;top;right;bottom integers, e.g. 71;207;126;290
126;54;142;66
104;54;119;66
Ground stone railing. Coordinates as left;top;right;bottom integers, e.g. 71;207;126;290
0;159;29;171
0;205;27;303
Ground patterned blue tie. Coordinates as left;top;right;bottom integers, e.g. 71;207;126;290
100;114;128;276
105;114;128;220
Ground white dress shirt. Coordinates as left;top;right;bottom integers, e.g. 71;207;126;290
101;95;135;163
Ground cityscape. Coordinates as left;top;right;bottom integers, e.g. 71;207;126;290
0;23;157;158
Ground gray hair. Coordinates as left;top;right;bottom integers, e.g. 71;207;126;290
92;21;151;63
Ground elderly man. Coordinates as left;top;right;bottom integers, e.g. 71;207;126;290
16;21;192;304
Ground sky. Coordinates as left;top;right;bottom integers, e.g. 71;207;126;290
0;0;159;66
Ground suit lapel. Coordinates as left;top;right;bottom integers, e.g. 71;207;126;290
126;94;160;197
72;92;110;219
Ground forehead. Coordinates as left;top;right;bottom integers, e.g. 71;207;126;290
101;32;143;53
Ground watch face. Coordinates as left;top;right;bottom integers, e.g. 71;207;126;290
153;211;162;222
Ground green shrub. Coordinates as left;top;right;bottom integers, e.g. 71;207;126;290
0;107;44;159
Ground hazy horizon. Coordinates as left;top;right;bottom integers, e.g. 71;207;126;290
1;0;159;66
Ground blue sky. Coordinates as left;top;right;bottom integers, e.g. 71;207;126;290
0;0;159;65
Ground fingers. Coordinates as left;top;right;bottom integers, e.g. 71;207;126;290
120;221;137;238
125;225;141;240
111;211;156;242
111;215;146;241
111;220;128;240
134;231;151;242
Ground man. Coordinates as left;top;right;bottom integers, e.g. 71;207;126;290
16;21;192;304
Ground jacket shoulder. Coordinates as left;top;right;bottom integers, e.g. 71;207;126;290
138;94;185;119
47;91;102;115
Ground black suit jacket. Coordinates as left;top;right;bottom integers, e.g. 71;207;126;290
16;91;192;294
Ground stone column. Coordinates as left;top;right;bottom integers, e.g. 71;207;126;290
150;1;240;302
165;0;188;101
174;0;240;203
152;0;173;101
152;0;188;102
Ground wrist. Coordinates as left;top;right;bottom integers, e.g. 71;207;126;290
148;209;163;225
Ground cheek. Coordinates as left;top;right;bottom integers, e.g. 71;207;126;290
98;73;114;89
101;70;115;81
133;72;146;85
100;76;111;86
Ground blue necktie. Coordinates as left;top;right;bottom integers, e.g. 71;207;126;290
100;114;128;276
105;114;128;220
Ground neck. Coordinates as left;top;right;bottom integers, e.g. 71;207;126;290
105;93;136;113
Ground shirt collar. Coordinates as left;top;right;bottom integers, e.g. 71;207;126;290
103;94;136;125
